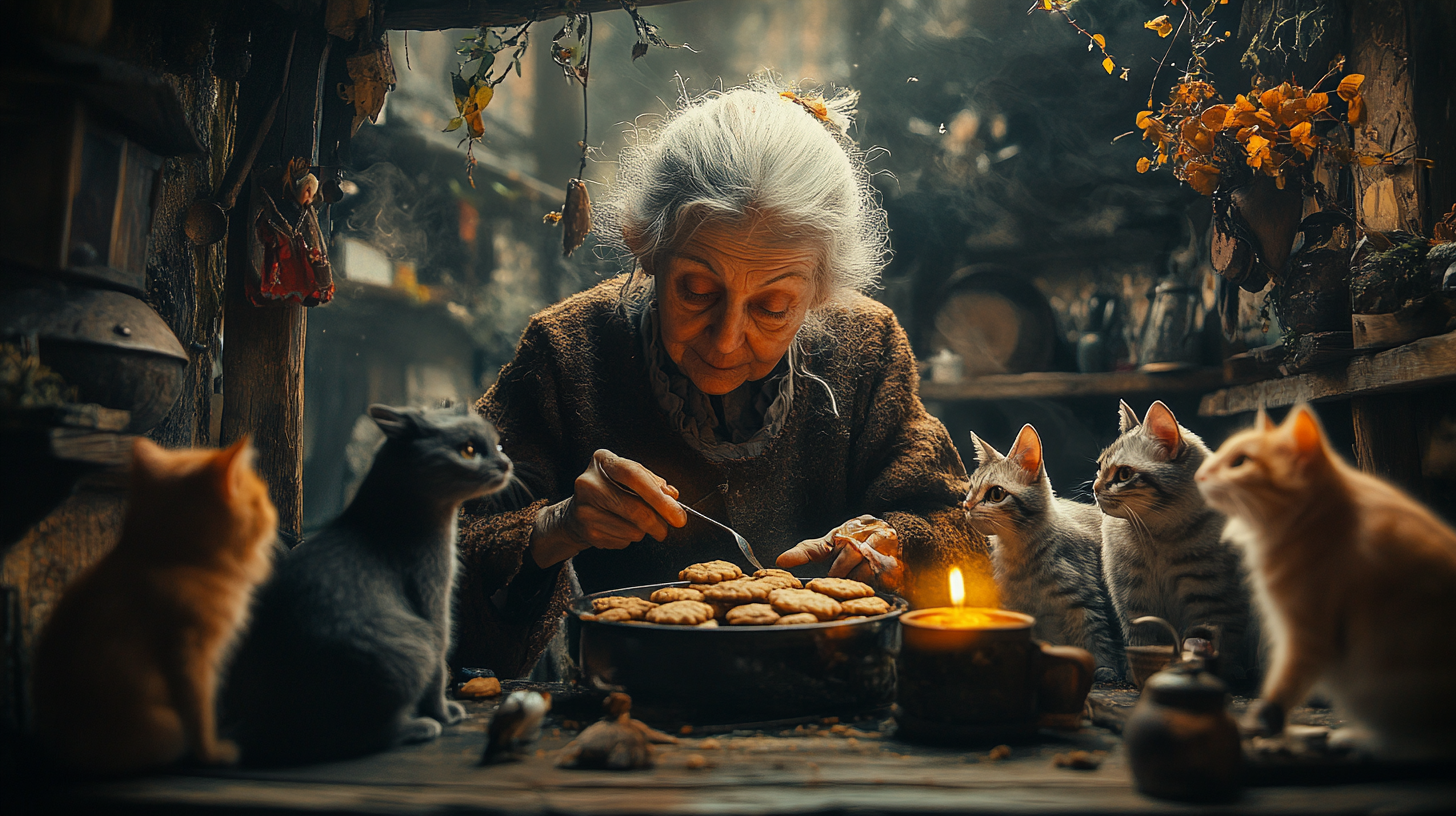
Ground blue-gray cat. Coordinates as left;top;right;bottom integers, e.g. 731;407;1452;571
223;405;512;765
964;424;1124;681
1095;400;1254;683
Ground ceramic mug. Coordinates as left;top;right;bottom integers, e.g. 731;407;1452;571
896;608;1095;743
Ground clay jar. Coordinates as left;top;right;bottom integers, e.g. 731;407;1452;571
1123;662;1242;802
896;608;1095;744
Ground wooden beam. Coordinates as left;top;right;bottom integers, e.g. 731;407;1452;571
219;19;329;537
1350;0;1423;234
1199;331;1456;416
384;0;700;31
919;368;1226;403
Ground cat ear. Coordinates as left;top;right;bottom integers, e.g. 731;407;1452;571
1142;400;1184;456
1255;404;1274;431
369;405;419;439
1286;404;1326;459
969;431;1004;466
130;437;167;480
1118;400;1141;433
1006;424;1045;479
217;437;256;500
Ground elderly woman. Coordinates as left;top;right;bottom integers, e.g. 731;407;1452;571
453;85;990;676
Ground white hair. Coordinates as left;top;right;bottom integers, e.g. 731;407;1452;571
598;80;889;309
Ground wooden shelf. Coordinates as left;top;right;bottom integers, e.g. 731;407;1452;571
1199;330;1456;416
919;368;1228;402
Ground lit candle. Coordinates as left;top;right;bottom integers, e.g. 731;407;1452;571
900;567;1029;631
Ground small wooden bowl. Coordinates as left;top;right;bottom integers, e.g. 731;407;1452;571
1126;644;1177;690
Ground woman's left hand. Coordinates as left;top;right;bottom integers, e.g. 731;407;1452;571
776;515;905;590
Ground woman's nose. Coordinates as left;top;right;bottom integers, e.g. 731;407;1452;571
710;303;749;355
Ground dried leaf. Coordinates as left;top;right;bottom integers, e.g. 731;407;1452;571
1306;92;1329;114
1136;157;1152;173
1347;94;1366;125
1102;56;1115;74
1290;121;1317;157
632;41;648;61
1245;134;1272;169
1185;162;1220;195
1092;33;1105;48
1200;104;1230;131
444;116;464;133
1337;74;1365;102
559;178;592;257
1144;15;1173;38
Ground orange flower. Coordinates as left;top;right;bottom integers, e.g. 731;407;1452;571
1245;134;1273;169
1185;162;1221;195
1290;121;1317;157
1144;15;1173;37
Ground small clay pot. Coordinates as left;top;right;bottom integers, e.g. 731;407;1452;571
1124;663;1242;802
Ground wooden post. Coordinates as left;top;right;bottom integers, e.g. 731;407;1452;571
1350;394;1428;499
220;19;331;536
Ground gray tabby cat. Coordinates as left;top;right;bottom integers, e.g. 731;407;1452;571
964;424;1124;681
1095;400;1254;683
223;405;512;765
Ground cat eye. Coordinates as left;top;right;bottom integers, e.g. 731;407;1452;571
1116;466;1134;483
1230;454;1247;467
460;444;477;459
986;486;1007;502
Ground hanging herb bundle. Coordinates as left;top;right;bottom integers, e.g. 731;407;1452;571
446;23;531;186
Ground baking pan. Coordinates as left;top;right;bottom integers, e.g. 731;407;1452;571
569;582;906;726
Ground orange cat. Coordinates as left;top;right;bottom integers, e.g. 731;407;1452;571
1196;405;1456;759
31;437;277;773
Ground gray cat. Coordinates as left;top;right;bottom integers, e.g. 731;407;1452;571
223;405;512;765
964;424;1124;681
1095;400;1254;683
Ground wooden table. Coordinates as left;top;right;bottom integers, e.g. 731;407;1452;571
26;690;1456;815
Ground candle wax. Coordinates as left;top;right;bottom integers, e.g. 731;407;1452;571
907;607;1028;630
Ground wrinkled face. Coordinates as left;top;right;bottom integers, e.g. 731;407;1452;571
653;219;820;395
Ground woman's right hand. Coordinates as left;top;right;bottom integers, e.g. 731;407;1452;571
529;449;688;568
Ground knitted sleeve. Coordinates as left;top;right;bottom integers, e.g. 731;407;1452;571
453;319;576;677
846;310;994;609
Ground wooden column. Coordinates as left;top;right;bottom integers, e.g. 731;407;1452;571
220;19;330;537
1346;0;1429;491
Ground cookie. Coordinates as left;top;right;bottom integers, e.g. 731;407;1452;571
807;577;876;601
840;595;891;617
593;607;636;622
645;600;716;626
703;579;772;605
768;588;842;621
775;612;821;626
651;586;705;604
591;595;657;619
725;603;781;626
752;569;804;589
678;560;744;584
697;619;719;628
687;583;717;593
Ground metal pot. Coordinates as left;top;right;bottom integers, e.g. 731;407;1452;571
0;286;188;432
570;582;907;727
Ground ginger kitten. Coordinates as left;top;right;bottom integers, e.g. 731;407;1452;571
964;425;1123;679
31;438;277;774
1197;405;1456;760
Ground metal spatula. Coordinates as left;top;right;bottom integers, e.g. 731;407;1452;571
596;461;764;570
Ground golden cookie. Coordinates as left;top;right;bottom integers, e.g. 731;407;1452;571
752;569;804;589
807;577;875;601
775;612;821;626
703;579;772;605
697;619;719;628
725;603;781;626
591;595;657;614
768;588;842;621
678;560;744;584
687;583;716;593
593;607;636;622
651;586;705;604
645;600;716;625
840;596;891;617
836;615;868;622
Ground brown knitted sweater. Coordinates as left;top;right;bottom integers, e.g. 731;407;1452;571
454;278;990;676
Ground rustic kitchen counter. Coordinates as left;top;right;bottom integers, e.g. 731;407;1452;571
17;687;1456;815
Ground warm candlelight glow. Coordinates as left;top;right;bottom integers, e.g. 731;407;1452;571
949;567;965;608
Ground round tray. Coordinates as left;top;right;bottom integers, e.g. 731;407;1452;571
569;582;907;726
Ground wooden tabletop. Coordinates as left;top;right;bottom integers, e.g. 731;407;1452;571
28;690;1456;815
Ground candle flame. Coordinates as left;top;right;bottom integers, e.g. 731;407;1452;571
949;567;965;607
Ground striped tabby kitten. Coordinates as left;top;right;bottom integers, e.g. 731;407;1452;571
1095;400;1254;683
1198;406;1456;759
964;424;1123;680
